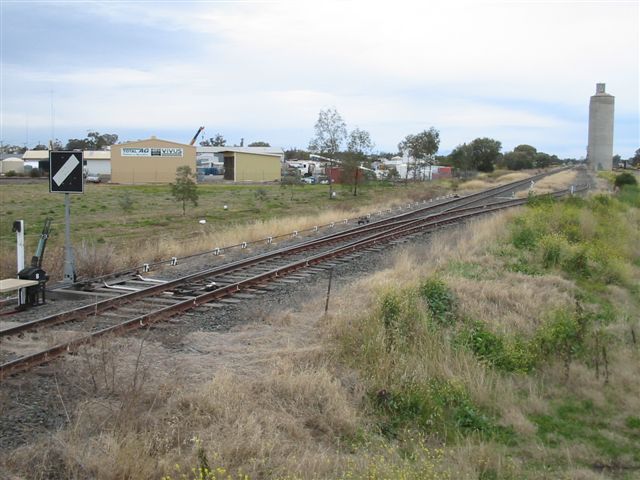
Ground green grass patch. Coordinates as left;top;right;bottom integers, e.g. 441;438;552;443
531;399;640;462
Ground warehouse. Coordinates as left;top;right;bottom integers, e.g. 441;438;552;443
202;148;281;182
111;137;196;184
22;149;111;176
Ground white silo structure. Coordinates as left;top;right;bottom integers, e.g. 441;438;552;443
587;83;614;171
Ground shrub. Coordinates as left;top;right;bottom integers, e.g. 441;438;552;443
254;188;268;201
5;170;17;177
373;379;501;440
534;309;589;378
118;191;134;213
538;234;568;268
29;168;41;177
456;321;536;373
562;248;590;278
419;278;455;325
511;224;538;250
614;172;638;189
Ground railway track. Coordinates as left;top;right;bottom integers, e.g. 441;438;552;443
0;169;585;379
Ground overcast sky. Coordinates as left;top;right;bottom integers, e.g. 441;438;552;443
1;0;638;158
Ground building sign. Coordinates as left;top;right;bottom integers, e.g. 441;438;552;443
122;147;183;157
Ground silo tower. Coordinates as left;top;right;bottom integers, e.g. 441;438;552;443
587;83;614;170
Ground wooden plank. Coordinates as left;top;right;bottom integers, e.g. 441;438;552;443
0;279;38;293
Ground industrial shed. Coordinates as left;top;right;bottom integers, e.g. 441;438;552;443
22;149;111;175
217;149;281;182
111;137;196;184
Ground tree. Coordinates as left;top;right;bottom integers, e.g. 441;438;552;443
65;138;91;150
200;133;226;147
398;128;440;181
65;131;118;150
284;148;310;160
502;150;533;170
534;152;552;169
449;143;473;176
631;148;640;167
0;144;27;154
248;141;271;147
309;108;347;199
514;144;537;157
343;128;375;196
347;128;374;155
88;131;118;150
309;108;347;156
171;166;199;215
469;138;501;173
32;140;61;150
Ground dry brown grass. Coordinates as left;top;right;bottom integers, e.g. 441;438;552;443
514;169;578;197
448;273;576;335
4;191;638;479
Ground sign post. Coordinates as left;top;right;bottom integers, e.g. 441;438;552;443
50;151;84;283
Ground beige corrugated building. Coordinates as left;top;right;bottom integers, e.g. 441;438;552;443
218;149;281;182
111;137;196;184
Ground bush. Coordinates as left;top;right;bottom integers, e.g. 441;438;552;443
538;234;568;268
457;320;536;373
614;172;638;189
374;379;501;440
29;168;41;177
5;170;17;177
419;278;455;325
562;248;590;278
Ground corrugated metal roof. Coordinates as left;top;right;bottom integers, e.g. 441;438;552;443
23;150;110;160
197;146;284;156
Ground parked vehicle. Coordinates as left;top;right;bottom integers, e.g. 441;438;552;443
301;177;316;184
86;174;101;183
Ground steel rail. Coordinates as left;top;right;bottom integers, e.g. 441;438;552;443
0;195;536;339
0;185;587;380
0;180;583;340
60;167;571;288
0;201;520;378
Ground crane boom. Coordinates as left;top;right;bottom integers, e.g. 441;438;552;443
189;126;205;146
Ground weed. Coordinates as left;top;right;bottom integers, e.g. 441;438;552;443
456;320;536;373
419;278;456;325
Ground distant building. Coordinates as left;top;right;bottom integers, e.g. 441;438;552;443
197;146;284;165
217;149;281;182
587;83;615;171
111;137;196;184
22;149;111;175
0;157;25;174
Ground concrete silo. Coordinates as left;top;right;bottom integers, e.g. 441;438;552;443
587;83;615;171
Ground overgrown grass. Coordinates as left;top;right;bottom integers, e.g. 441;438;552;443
331;185;640;478
0;181;450;280
3;176;638;479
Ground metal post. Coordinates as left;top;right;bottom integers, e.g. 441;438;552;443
14;220;25;274
328;160;334;199
63;193;76;282
324;268;333;314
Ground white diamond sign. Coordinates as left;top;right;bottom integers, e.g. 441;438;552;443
50;151;84;193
